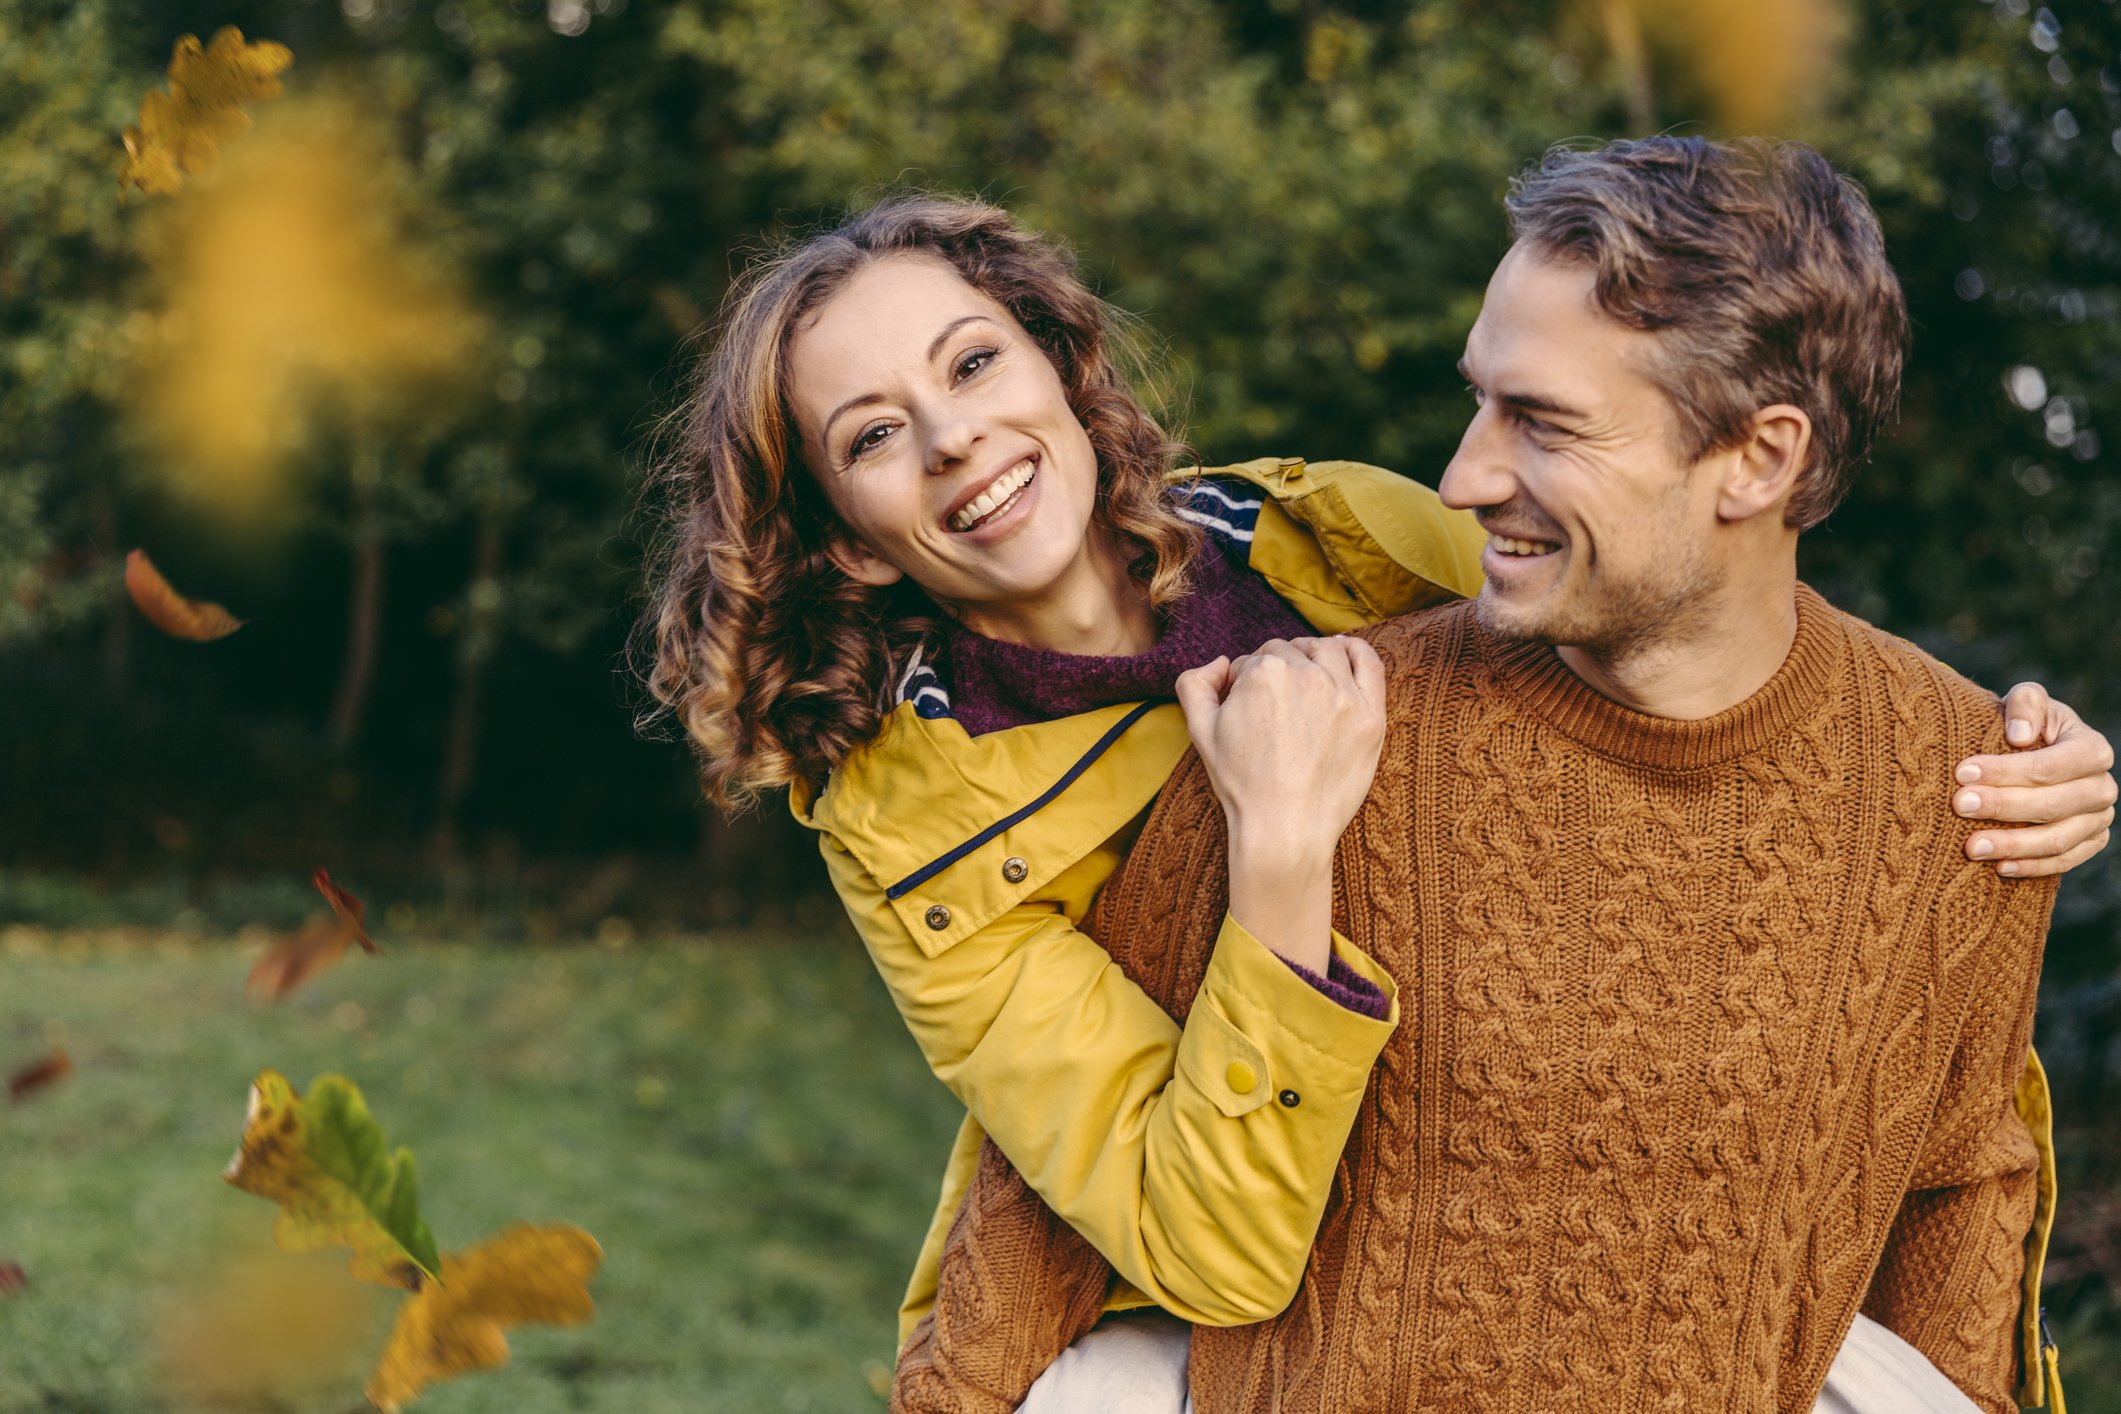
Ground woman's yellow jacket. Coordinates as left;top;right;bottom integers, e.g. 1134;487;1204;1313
787;456;2062;1408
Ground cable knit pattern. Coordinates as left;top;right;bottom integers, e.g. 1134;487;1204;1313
893;589;2055;1414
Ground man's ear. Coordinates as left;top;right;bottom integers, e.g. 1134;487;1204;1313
823;532;905;588
1718;403;1812;524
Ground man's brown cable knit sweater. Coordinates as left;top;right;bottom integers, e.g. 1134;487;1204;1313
893;588;2055;1414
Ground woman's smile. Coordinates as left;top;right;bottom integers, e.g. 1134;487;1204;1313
946;454;1040;533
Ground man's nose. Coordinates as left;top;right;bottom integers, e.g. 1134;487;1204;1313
1439;408;1514;511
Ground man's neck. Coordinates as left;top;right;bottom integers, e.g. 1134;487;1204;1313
1556;563;1801;721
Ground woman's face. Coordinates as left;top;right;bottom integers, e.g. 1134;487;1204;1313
784;254;1109;630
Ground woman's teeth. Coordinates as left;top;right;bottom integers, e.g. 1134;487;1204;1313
950;460;1037;531
1489;533;1559;557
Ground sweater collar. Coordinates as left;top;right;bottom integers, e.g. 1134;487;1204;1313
1475;583;1845;772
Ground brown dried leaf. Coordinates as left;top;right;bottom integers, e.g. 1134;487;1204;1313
245;870;382;1000
313;867;377;955
124;550;245;641
0;1261;26;1295
7;1049;72;1102
247;917;354;1002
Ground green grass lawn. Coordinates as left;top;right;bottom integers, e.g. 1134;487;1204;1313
0;927;965;1413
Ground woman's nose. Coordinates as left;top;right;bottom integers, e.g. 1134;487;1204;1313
923;413;982;475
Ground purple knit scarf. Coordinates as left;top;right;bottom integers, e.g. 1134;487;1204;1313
942;542;1314;738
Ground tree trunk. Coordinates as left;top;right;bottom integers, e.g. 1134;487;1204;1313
328;461;387;754
431;516;505;857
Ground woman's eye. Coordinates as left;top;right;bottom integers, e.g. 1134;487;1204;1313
954;347;997;382
849;423;892;459
1464;382;1485;407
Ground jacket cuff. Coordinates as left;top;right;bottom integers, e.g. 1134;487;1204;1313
1178;915;1399;1119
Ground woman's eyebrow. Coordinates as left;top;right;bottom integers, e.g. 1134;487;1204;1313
820;315;1003;447
927;313;995;362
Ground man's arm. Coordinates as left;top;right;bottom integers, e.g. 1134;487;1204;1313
1860;877;2057;1412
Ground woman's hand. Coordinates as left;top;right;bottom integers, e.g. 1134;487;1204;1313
1953;682;2116;877
1175;637;1388;971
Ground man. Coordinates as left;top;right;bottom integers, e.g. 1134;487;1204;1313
895;136;2074;1412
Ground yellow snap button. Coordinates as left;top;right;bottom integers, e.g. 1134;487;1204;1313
1225;1061;1256;1095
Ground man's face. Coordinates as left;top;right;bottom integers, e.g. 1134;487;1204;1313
1439;244;1730;660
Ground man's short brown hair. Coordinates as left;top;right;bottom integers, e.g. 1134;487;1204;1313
1506;136;1908;529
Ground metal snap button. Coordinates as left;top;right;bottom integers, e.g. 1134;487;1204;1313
1001;857;1029;884
1278;1089;1301;1108
924;905;951;931
1225;1061;1257;1095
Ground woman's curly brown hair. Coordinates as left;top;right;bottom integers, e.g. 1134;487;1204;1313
637;194;1200;808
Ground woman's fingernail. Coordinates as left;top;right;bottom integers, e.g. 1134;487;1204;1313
1969;837;1994;858
1999;861;2020;876
2008;720;2035;744
1956;763;1981;784
1955;790;1981;815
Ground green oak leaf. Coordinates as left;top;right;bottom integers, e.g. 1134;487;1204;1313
223;1069;441;1289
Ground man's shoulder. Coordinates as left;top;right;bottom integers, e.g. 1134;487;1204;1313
1355;599;1479;681
1815;593;2010;761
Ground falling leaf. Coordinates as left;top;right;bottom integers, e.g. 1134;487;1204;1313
7;1048;72;1102
133;95;485;502
120;27;293;197
224;1070;442;1289
247;870;380;1002
247;917;355;1002
156;1251;382;1405
314;868;379;955
124;550;244;640
0;1261;25;1295
365;1224;603;1412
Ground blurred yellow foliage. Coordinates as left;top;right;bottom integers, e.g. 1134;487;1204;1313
119;27;293;198
1596;0;1847;133
155;1251;384;1408
134;96;483;501
365;1224;604;1412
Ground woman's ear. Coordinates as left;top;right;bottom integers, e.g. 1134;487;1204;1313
1718;403;1812;524
823;532;905;588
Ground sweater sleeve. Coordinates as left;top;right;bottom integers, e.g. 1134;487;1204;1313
1860;877;2056;1412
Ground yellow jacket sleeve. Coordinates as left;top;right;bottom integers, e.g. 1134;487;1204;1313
823;827;1397;1328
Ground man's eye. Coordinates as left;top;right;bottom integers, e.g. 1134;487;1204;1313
954;348;997;381
1464;382;1485;407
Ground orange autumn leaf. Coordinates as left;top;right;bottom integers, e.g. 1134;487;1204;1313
247;870;380;1001
247;917;356;1002
0;1261;25;1296
365;1225;603;1412
120;27;293;198
125;550;245;641
314;867;378;955
7;1048;72;1102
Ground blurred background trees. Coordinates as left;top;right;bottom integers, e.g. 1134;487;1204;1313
3;0;2119;1348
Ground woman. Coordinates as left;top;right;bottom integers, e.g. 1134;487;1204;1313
640;194;2113;1403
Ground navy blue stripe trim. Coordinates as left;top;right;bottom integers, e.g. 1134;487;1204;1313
884;699;1162;901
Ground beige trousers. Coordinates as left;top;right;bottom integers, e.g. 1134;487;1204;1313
1015;1309;1982;1413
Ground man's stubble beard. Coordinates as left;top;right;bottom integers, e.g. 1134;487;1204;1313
1473;536;1727;672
